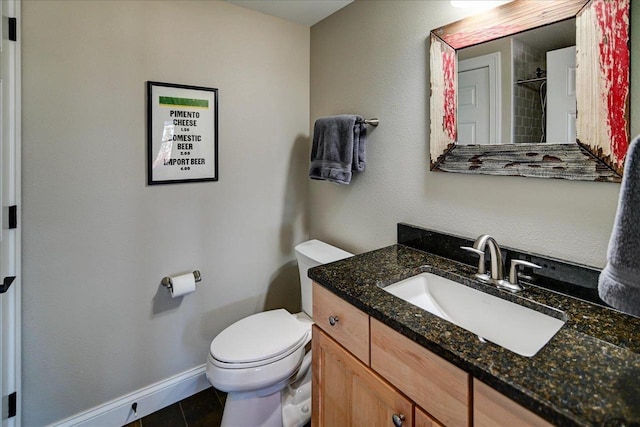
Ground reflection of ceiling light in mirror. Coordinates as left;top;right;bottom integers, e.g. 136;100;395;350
450;1;513;11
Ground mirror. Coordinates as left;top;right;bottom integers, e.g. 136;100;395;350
458;19;576;145
429;0;630;182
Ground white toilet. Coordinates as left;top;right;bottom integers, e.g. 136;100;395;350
206;239;352;427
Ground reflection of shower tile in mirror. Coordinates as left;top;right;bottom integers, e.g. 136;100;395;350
512;38;545;143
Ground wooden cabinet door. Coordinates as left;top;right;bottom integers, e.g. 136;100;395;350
312;325;413;427
371;319;470;427
474;379;553;427
415;407;444;427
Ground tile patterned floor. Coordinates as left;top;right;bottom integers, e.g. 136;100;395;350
123;386;311;427
123;387;226;427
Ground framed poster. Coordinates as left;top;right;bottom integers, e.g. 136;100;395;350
147;81;218;185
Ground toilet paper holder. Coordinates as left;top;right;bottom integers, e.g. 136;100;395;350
162;270;202;291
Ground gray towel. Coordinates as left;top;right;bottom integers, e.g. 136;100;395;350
599;135;640;316
309;115;366;184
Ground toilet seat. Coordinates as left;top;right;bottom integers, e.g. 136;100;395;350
207;310;311;394
209;333;308;370
209;309;310;368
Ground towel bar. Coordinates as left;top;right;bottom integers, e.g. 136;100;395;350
357;118;379;127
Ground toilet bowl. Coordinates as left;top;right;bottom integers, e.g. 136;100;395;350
206;240;352;427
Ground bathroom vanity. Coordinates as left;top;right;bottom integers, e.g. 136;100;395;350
309;234;640;426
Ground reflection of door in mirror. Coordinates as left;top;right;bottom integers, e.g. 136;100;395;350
457;19;576;145
458;38;511;144
547;46;577;143
458;53;500;145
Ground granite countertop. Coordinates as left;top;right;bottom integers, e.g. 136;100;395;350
308;244;640;427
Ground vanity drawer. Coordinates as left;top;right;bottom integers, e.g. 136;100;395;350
312;282;370;365
474;379;552;427
370;318;470;427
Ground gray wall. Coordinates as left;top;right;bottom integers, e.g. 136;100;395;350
310;0;639;268
22;1;309;425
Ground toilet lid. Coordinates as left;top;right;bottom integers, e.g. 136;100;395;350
210;309;309;364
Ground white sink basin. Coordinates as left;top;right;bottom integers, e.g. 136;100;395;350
382;273;566;357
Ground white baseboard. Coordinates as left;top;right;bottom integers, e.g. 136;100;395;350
49;364;211;427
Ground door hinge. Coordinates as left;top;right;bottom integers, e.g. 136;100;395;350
8;205;17;229
8;17;17;42
0;277;15;294
6;392;16;418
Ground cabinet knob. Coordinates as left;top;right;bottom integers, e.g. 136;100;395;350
392;413;405;426
328;315;339;326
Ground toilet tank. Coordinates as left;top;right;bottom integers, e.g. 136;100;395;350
295;240;352;317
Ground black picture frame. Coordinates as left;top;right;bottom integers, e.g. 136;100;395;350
147;81;219;185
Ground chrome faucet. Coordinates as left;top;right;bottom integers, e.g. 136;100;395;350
462;234;540;292
462;235;504;281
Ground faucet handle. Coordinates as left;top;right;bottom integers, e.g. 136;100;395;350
509;259;542;285
461;246;483;256
460;246;485;273
461;246;492;282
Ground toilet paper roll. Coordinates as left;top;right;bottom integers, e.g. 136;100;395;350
170;273;196;298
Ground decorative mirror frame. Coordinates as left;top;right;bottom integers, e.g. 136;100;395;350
429;0;630;182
